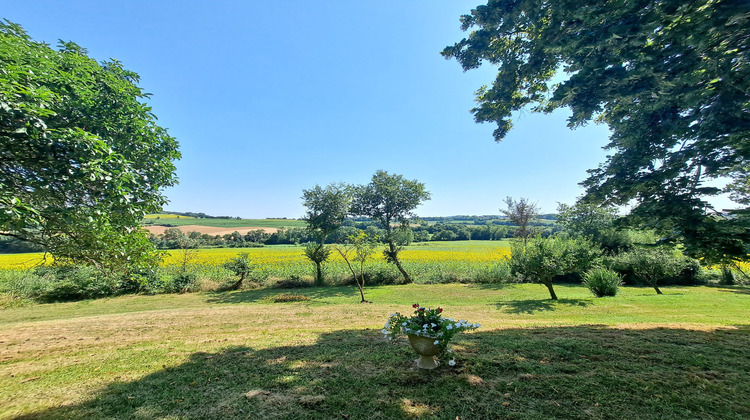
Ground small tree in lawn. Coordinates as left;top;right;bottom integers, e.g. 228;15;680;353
510;236;600;300
334;232;379;303
303;242;331;285
627;247;681;295
351;171;430;283
301;183;352;286
501;197;539;247
223;253;254;290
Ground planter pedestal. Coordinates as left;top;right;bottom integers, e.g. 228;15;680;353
407;334;440;369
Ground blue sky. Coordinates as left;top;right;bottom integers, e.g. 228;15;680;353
5;0;618;218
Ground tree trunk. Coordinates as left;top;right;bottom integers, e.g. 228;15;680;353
230;273;246;291
652;281;663;295
357;278;367;303
314;261;324;286
393;254;412;284
543;279;558;300
388;241;412;284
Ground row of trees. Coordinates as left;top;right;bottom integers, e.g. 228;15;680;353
147;219;557;250
301;171;430;288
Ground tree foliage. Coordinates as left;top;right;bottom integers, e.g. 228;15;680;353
557;201;632;254
0;21;180;270
500;196;539;246
334;232;379;303
510;236;601;300
350;170;430;283
443;0;750;264
300;183;352;285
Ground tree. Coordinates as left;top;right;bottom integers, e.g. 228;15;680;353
500;197;539;246
509;236;601;300
223;253;254;291
0;21;180;271
443;0;749;266
301;183;351;285
350;171;431;283
557;201;632;254
334;232;379;303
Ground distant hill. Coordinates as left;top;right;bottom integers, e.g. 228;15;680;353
143;214;305;229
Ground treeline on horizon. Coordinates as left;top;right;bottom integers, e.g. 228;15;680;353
0;214;558;254
147;217;562;250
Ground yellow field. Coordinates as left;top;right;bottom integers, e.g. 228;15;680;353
0;241;511;272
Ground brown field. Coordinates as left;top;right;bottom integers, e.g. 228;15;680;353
143;225;279;236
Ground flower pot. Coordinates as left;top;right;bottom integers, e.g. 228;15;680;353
407;334;440;369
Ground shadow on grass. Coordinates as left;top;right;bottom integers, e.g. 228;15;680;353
15;326;750;419
714;286;750;295
205;286;355;304
494;298;591;314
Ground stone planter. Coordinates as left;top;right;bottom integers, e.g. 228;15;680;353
407;334;441;369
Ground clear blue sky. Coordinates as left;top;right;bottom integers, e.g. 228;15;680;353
5;0;619;218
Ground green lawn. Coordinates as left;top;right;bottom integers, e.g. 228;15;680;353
1;284;748;419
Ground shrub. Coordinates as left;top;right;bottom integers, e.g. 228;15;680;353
583;267;622;297
608;247;703;293
29;265;116;302
271;293;311;302
474;261;515;283
223;253;254;290
509;236;601;299
274;275;314;289
164;271;199;293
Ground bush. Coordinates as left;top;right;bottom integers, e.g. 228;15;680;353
474;261;515;283
270;293;311;303
29;265;116;302
274;275;315;289
609;247;703;287
164;271;199;293
583;267;622;297
509;235;601;299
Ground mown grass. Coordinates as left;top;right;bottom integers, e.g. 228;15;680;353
1;284;749;419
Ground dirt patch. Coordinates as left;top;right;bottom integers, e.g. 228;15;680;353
142;225;278;236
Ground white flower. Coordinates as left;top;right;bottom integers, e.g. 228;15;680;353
448;359;456;366
434;340;440;345
447;349;453;353
381;329;390;335
474;323;481;328
402;322;407;326
446;324;453;330
390;313;395;317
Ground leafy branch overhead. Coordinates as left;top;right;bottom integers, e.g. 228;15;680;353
0;20;180;270
443;0;749;264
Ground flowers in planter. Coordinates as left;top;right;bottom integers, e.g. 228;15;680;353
382;303;480;361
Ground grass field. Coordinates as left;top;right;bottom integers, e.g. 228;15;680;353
1;284;748;419
144;214;196;219
142;217;306;229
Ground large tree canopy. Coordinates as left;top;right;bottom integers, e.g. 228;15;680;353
443;0;749;264
351;170;430;283
0;21;180;270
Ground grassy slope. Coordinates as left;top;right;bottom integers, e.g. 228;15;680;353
142;217;306;228
1;284;749;419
